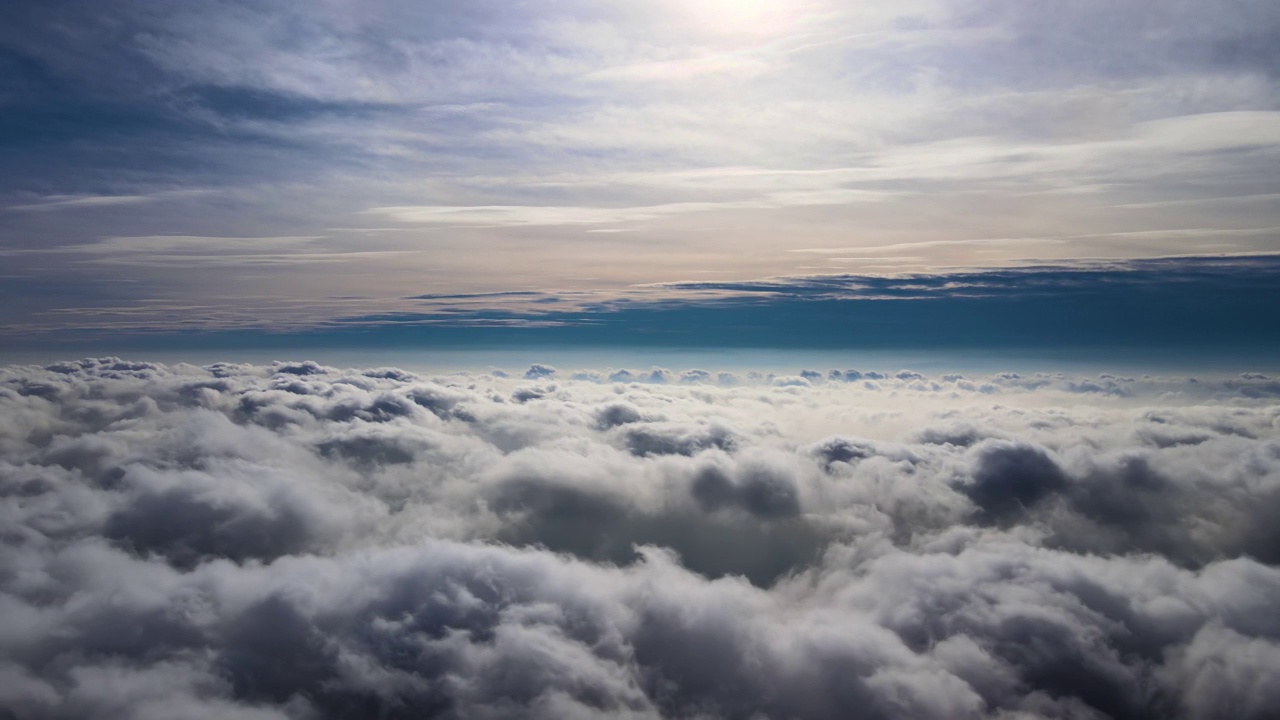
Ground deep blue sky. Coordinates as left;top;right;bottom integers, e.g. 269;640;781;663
1;0;1278;357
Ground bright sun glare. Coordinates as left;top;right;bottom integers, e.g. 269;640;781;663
683;0;799;35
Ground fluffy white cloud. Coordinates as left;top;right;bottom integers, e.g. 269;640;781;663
2;357;1280;718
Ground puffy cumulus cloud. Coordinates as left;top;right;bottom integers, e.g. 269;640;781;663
2;357;1280;719
523;364;557;380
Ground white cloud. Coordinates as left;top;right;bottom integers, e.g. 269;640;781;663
2;357;1280;717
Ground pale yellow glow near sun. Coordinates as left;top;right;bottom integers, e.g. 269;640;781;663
682;0;799;35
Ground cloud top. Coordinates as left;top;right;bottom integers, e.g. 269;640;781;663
2;357;1280;718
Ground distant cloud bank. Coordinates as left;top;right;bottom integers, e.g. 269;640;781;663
3;357;1280;718
8;255;1279;356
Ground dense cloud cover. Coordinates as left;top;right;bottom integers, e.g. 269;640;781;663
3;358;1280;719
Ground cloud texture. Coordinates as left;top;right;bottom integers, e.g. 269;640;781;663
3;358;1280;718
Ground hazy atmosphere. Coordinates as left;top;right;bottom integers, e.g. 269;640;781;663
2;1;1280;719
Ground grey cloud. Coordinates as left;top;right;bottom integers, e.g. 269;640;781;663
608;368;671;384
3;358;1280;718
594;402;646;430
100;462;352;568
689;460;800;519
679;369;713;384
511;387;547;403
618;421;736;458
915;423;993;448
953;0;1280;85
271;360;334;376
960;440;1069;524
524;363;557;380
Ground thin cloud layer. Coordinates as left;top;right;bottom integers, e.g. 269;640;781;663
3;357;1280;718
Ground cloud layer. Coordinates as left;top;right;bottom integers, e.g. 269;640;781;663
2;357;1280;718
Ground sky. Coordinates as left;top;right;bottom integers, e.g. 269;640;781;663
2;0;1279;359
